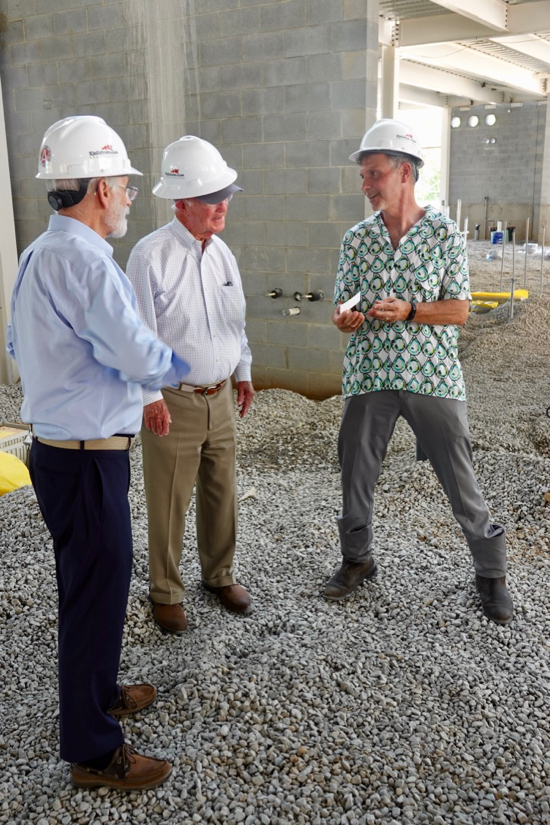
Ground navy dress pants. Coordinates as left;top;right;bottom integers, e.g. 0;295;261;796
29;440;133;763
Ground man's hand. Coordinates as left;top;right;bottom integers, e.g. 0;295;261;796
367;296;410;323
143;399;172;436
332;305;365;333
236;381;255;418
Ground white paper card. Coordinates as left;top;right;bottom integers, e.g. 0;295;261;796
339;292;361;313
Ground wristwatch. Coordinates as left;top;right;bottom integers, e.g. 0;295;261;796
406;301;417;322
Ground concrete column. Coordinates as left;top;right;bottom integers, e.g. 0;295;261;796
380;45;399;119
440;108;451;215
535;96;550;243
0;77;19;385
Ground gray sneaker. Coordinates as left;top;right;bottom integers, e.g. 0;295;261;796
323;556;377;600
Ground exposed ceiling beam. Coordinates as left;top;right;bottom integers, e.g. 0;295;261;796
398;2;550;48
490;33;550;65
429;0;508;32
399;83;451;108
401;60;504;104
400;43;546;97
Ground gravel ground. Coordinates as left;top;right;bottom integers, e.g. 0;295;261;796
0;243;549;825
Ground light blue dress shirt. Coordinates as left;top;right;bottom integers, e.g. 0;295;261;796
7;214;190;440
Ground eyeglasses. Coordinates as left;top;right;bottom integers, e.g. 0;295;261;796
117;184;139;202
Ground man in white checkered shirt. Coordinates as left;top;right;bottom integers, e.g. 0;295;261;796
126;136;254;633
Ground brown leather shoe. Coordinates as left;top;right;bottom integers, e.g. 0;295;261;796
323;556;377;600
71;744;171;791
475;575;514;625
108;683;157;718
203;582;253;614
151;601;188;634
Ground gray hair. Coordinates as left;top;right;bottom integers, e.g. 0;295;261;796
357;151;420;183
46;176;124;194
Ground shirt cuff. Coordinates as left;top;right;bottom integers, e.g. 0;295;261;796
234;366;252;383
143;389;164;406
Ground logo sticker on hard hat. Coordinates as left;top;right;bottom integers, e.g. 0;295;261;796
166;167;185;177
40;146;51;167
89;146;119;156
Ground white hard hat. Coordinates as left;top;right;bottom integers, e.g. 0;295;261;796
349;119;424;167
153;135;239;199
36;115;142;179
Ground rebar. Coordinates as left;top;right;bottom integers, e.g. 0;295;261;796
540;226;546;296
523;216;530;288
499;220;507;291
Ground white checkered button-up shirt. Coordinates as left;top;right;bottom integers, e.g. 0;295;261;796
127;217;252;406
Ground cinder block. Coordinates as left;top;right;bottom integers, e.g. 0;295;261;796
264;368;307;395
242;32;284;63
7;111;33;135
185;119;222;145
198;0;239;11
109;75;146;102
223;115;262;144
308;167;341;195
10;42;43;65
54;8;87;35
284;25;330;57
284;139;330;168
307;52;342;83
2;66;30;90
330;20;367;52
285;195;329;221
87;3;126;31
287;246;331;274
288;345;330;372
264;113;307;142
201;36;242;67
344;0;368;19
266;320;308;347
307;323;341;349
220;6;261;35
15;84;75;111
40;36;73;61
201;91;242;120
2;19;24;43
195;66;222;93
264;168;306;194
330;79;366;111
306;370;341;399
284;83;331;113
244;195;285;220
76;79;110;106
330;194;365;221
307;111;342;140
250;342;287;369
194;12;220;40
245;318;267;344
261;0;305;32
264;57;306;87
57;59;92;84
220;63;262;90
224;219;267;246
245;245;286;272
242;87;285;116
243;142;284;169
24;13;54;40
71;31;106;58
240;270;267;298
306;0;343;25
342;108;367;138
342;50;367;80
330;136;367;165
265;221;308;247
90;52;128;80
308;221;349;249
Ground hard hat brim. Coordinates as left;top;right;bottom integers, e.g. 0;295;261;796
197;183;243;203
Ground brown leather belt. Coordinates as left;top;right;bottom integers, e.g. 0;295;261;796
36;436;133;451
176;380;227;396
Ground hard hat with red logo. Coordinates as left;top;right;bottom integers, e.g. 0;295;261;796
153;135;242;200
36;115;142;179
349;119;424;166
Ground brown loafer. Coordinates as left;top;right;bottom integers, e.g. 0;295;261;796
71;744;171;791
323;556;377;600
151;601;188;634
108;683;157;718
203;582;253;614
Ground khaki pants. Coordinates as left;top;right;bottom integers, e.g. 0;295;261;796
142;381;237;604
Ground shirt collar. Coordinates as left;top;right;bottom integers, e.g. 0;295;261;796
170;216;214;253
48;214;114;257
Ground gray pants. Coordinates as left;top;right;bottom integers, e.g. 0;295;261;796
337;390;506;578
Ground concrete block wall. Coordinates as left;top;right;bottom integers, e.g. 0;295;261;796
449;101;548;242
0;0;378;399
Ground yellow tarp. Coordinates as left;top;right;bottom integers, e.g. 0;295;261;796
0;451;31;496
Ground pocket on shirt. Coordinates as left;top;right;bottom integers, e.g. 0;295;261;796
219;285;245;325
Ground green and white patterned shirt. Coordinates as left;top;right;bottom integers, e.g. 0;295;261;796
334;207;471;401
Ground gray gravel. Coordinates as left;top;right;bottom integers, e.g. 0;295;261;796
0;291;549;824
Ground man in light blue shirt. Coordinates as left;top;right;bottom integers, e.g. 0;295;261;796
7;116;191;791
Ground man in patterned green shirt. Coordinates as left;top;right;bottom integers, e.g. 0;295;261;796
324;119;513;625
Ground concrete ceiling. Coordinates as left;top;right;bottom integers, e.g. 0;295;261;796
379;0;550;107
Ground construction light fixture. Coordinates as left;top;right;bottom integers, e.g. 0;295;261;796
485;114;497;126
451;116;461;128
468;115;479;127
